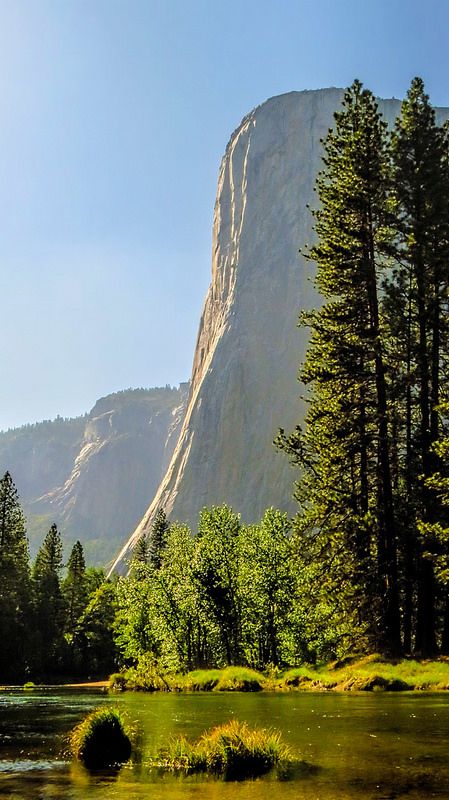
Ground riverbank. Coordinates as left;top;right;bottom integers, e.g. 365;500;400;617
0;679;109;691
109;654;449;693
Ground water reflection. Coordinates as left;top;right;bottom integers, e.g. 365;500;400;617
1;688;449;799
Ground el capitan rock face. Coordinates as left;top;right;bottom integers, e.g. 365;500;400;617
112;88;449;572
108;89;339;568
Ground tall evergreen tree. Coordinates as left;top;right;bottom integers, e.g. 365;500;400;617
389;77;449;654
149;508;169;570
0;472;32;678
130;534;150;580
278;81;401;654
33;523;66;672
63;540;87;635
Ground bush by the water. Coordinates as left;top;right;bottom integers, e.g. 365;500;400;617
156;719;290;779
70;707;132;769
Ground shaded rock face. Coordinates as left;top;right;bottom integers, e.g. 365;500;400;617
112;88;449;572
0;386;187;563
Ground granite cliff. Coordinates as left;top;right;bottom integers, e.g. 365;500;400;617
111;88;449;572
0;385;187;563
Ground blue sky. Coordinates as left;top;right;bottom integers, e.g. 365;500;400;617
1;0;448;429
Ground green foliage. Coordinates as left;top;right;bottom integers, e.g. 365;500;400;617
71;581;119;676
280;655;449;692
120;653;170;691
155;720;290;779
33;523;66;672
0;479;117;680
114;504;350;674
194;506;242;664
69;707;132;769
180;666;266;692
239;509;295;666
385;78;449;654
419;401;449;584
278;76;449;657
177;669;222;691
0;472;32;679
278;80;402;652
63;540;87;634
148;508;170;570
109;672;127;691
130;534;149;578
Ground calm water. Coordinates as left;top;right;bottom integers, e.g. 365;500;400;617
1;687;449;799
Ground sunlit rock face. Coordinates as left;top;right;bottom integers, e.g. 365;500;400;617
111;88;449;572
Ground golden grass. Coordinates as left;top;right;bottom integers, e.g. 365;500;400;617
109;657;449;694
154;719;291;778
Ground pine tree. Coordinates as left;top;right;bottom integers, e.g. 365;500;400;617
33;523;66;672
63;540;87;635
133;535;149;564
129;534;150;580
278;81;401;654
149;509;169;570
389;77;449;654
0;472;32;678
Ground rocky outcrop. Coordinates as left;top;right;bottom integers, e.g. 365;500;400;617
0;385;187;563
111;88;449;572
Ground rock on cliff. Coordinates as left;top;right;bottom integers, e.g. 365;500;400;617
111;87;449;572
0;385;187;563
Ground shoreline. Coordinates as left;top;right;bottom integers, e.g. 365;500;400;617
108;657;449;694
4;656;449;694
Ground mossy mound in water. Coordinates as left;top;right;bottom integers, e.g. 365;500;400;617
70;707;132;770
157;720;291;779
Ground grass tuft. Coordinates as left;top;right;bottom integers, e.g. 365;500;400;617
69;707;133;770
156;720;291;779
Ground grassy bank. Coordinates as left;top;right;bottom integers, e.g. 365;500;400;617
109;655;449;694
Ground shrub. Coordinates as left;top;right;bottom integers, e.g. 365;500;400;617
156;720;290;779
69;707;133;770
109;673;127;691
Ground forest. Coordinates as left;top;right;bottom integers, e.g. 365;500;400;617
0;77;448;682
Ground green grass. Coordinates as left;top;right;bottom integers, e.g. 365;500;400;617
154;720;291;779
281;665;337;690
178;666;266;692
279;655;449;691
176;669;223;691
109;657;449;694
69;707;133;770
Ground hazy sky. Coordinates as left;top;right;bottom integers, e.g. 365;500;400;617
1;0;448;430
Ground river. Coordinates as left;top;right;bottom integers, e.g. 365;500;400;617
1;688;449;799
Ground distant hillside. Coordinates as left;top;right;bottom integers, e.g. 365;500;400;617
0;385;188;565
